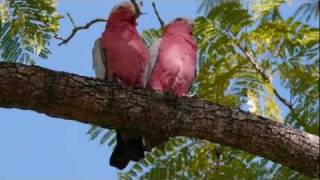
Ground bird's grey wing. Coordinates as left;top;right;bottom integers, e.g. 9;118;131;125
143;38;162;88
187;53;199;96
92;38;107;80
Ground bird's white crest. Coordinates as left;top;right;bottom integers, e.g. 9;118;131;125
111;1;137;15
144;38;162;87
92;38;106;80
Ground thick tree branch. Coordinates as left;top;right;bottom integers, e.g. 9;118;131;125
0;62;318;177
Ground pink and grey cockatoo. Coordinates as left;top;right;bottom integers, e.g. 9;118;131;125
92;1;149;170
147;18;197;96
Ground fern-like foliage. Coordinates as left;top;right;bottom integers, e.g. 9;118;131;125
0;0;62;64
246;18;319;133
195;3;284;122
293;0;319;22
196;0;241;15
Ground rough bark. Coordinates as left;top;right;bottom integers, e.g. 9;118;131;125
0;62;319;177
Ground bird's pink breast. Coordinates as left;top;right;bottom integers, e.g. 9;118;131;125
101;24;149;86
148;34;197;96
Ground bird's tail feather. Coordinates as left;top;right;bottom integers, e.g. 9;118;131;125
109;130;145;170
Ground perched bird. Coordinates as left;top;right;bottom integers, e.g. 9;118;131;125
92;1;149;170
147;17;197;96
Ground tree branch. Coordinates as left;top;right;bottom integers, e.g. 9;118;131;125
66;13;77;28
0;62;318;178
226;29;295;112
237;44;295;112
151;2;165;29
55;1;144;46
55;18;107;46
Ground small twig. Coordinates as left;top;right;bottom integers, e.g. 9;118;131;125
151;2;165;29
214;145;221;171
53;34;64;41
130;0;145;17
222;29;295;113
235;39;295;113
55;1;144;46
66;13;77;28
237;44;295;111
55;18;107;46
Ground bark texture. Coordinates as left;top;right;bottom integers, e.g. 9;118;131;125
0;62;319;177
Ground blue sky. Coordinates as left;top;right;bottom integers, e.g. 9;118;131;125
0;0;316;180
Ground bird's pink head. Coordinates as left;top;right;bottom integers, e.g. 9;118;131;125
108;1;141;25
163;17;194;36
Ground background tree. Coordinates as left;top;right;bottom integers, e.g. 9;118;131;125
0;0;319;179
92;1;319;179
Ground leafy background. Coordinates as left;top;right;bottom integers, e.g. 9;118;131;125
0;0;319;179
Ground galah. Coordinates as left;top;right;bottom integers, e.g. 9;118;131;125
147;18;197;96
92;1;149;170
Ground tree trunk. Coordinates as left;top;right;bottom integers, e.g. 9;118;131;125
0;62;318;178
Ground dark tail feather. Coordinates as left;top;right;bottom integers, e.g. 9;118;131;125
109;131;130;170
124;135;145;162
109;130;145;170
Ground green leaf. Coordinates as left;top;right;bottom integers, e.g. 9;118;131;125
0;0;62;63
